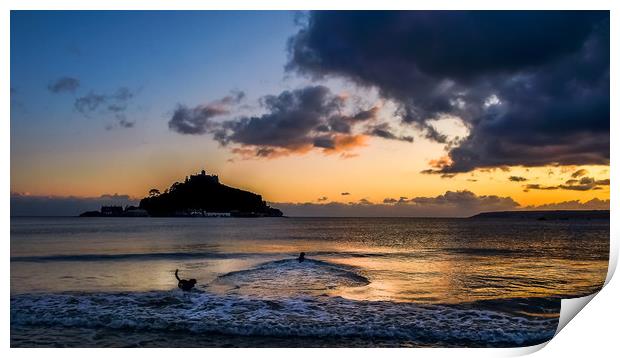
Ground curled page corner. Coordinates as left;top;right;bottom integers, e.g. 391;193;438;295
515;293;600;356
506;341;549;356
555;292;598;336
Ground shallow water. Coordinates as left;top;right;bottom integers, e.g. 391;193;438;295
10;217;609;347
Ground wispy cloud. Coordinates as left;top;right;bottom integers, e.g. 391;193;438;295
74;87;137;129
48;76;80;94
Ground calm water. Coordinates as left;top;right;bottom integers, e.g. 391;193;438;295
10;217;609;347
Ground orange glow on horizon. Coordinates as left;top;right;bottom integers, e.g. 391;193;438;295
10;130;609;210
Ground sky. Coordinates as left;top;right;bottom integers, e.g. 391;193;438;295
10;11;610;216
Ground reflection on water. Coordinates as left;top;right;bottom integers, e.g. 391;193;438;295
10;217;608;347
11;217;608;303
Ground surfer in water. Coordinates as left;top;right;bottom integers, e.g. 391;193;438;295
175;269;197;291
298;252;306;263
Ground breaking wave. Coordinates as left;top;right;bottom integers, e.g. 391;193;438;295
216;258;370;294
10;290;559;347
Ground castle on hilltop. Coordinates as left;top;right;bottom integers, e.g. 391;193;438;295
79;169;284;218
188;169;219;184
138;169;283;217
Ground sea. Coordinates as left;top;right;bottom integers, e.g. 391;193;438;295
10;217;609;347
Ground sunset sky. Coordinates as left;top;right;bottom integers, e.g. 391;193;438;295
10;11;610;216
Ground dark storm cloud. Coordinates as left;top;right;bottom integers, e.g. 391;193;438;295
168;104;227;134
10;193;137;216
213;86;342;150
48;76;80;93
509;176;528;182
287;11;610;172
313;136;335;149
352;106;380;121
189;86;388;158
168;91;245;135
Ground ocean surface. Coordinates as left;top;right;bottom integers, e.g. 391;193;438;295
10;217;609;347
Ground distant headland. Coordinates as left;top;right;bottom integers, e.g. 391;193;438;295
470;210;609;220
79;170;283;218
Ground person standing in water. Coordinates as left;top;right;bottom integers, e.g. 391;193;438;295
298;252;305;262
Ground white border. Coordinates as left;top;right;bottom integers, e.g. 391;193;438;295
3;1;617;356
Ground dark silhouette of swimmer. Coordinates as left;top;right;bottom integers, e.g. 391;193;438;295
298;252;306;263
175;269;197;291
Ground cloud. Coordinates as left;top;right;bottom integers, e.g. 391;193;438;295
168;91;245;135
595;178;610;185
523;184;559;191
274;190;519;217
74;92;106;113
341;192;351;196
74;87;136;128
117;115;135;128
352;106;380;121
10;193;137;216
367;123;414;142
214;86;342;153
571;169;589;178
273;189;609;217
524;198;609;211
171;85;406;158
288;11;609;172
317;196;328;202
523;176;610;192
509;176;528;182
48;76;80;93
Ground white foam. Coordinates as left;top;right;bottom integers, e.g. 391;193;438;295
11;290;557;347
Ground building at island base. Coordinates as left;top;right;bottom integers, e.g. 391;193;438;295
80;205;149;217
173;210;232;217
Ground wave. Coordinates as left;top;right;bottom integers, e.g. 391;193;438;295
10;252;265;262
10;290;559;347
9;248;550;263
216;258;369;294
10;251;394;263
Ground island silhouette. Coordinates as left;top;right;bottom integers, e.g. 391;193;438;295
80;170;283;217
